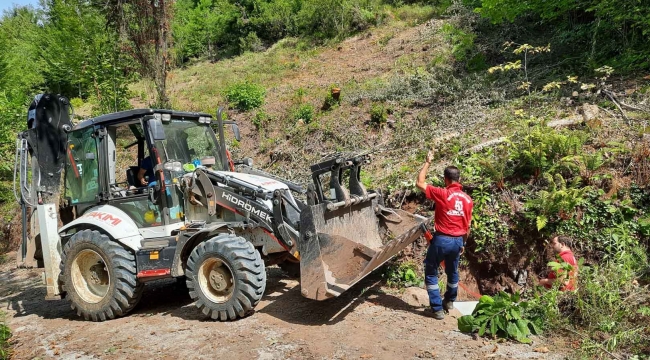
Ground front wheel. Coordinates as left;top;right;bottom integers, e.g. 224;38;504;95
60;229;143;321
186;234;266;320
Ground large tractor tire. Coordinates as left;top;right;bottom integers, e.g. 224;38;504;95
60;229;144;321
186;234;266;320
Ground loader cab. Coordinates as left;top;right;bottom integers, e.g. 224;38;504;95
63;109;227;232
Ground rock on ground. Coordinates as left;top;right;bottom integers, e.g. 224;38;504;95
401;286;429;307
582;103;600;122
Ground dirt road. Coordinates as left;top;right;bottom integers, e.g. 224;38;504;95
0;254;566;359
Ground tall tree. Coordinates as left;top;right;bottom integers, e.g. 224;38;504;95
40;0;132;114
100;0;174;107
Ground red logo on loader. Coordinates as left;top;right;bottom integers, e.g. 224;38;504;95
84;211;123;226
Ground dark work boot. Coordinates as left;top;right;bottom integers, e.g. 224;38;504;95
442;299;454;313
423;308;445;320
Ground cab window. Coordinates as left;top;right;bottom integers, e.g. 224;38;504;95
65;127;99;204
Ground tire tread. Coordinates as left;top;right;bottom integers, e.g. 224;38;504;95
186;234;266;321
60;229;143;322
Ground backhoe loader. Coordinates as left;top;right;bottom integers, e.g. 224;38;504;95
14;93;431;321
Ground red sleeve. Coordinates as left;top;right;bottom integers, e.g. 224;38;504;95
425;185;444;202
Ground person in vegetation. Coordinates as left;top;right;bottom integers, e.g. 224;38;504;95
416;150;474;320
539;235;578;291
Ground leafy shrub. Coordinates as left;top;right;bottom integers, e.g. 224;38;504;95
294;87;307;103
176;0;389;57
239;32;264;52
550;189;646;261
458;292;542;343
526;173;590;230
462;146;512;188
369;103;388;126
510;122;586;178
226;82;266;111
468;185;510;253
293;103;315;123
392;4;438;25
0;312;10;359
385;260;423;288
252;110;269;130
69;97;84;110
322;93;336;110
0;93;27;173
441;23;476;63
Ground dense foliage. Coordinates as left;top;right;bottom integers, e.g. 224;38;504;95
173;0;389;61
451;111;650;355
0;1;133;206
468;0;650;71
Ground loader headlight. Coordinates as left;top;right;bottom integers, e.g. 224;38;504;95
163;161;183;172
161;113;172;122
198;116;211;124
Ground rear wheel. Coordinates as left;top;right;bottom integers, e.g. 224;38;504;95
187;234;266;320
60;229;143;321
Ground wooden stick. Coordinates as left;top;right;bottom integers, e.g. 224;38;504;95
618;100;648;113
603;90;629;124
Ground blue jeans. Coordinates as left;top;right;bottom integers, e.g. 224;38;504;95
424;234;463;311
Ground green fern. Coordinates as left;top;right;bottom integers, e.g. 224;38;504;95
526;173;590;230
511;124;587;178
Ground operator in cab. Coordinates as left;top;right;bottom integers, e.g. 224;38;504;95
137;156;155;186
416;149;474;320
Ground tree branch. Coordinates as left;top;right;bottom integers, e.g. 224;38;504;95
602;90;629;124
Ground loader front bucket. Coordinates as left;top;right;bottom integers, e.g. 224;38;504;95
298;197;429;300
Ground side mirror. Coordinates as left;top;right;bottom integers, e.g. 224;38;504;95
149;119;166;140
231;124;241;142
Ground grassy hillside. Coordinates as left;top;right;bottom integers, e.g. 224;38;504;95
132;8;510;187
130;6;650;357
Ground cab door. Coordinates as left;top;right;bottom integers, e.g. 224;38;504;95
65;127;101;206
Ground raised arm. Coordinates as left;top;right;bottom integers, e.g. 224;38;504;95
416;150;433;192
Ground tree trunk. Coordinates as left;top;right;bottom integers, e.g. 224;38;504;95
154;0;171;108
101;0;173;109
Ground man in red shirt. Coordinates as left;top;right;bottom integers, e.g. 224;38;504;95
416;150;473;320
539;235;578;291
